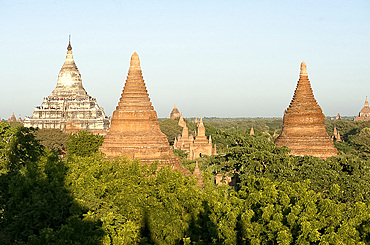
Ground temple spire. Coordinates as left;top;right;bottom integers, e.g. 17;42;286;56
275;61;337;159
100;52;187;175
300;61;308;76
170;104;180;120
130;52;140;68
193;162;204;186
178;112;186;127
197;116;205;137
67;35;72;51
51;37;85;96
354;96;370;121
182;124;189;138
65;35;74;61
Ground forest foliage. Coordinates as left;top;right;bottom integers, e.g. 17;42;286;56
0;120;369;244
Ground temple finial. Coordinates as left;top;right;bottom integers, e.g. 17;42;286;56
300;61;307;76
365;96;369;107
130;52;140;67
67;35;72;51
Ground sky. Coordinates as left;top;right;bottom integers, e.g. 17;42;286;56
0;0;369;119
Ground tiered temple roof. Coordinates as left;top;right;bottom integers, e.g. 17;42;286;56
178;113;186;127
100;53;186;171
8;112;17;122
174;117;217;159
23;38;110;134
170;105;180;120
354;97;370;121
275;61;337;159
332;126;342;142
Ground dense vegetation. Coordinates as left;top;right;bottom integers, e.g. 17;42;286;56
0;119;369;244
34;128;70;154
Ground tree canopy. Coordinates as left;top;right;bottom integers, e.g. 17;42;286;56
66;130;104;157
34;128;70;154
0;121;369;244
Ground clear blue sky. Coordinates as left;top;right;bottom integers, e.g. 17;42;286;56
1;0;369;119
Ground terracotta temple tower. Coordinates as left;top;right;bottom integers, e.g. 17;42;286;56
100;53;182;166
275;61;337;159
170;105;180;120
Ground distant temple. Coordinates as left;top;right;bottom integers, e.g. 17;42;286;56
23;38;110;134
331;113;342;120
8;112;17;122
275;61;337;159
249;127;255;136
332;126;342;143
354;97;370;121
178;113;186;127
174;117;217;160
193;162;204;186
100;52;186;173
170;105;180;120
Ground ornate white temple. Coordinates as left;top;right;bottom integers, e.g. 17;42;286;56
24;38;110;134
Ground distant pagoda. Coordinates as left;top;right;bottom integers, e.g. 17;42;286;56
174;117;217;160
23;38;110;134
275;61;337;159
332;126;342;143
8;112;17;122
178;113;186;127
354;97;370;121
100;53;184;168
170;105;180;120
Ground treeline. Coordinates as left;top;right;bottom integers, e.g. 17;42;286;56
159;117;283;145
0;121;369;244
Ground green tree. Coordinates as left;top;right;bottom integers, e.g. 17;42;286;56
0;125;103;244
159;119;183;144
351;127;370;154
237;177;370;244
66;130;103;157
198;127;370;205
65;155;204;244
34;128;70;154
0;122;43;171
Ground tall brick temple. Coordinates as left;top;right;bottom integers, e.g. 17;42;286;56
275;61;337;159
23;38;110;134
170;105;180;120
100;53;183;167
